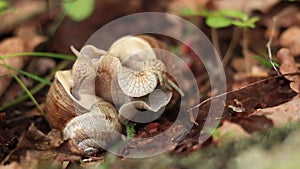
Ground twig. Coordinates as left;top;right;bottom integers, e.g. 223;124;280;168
188;72;300;112
211;28;222;58
222;27;240;67
242;28;251;73
266;18;280;75
0;131;26;165
265;7;293;75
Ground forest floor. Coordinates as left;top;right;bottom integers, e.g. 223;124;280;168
1;0;300;169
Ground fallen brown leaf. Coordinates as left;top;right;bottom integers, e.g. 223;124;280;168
0;0;48;35
0;162;22;169
277;48;300;93
0;38;28;98
19;152;38;169
250;98;300;127
1;123;82;165
0;22;46;98
24;124;63;150
264;6;300;40
279;26;300;56
119;122;187;156
213;0;279;14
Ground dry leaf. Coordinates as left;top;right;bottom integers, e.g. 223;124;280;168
213;121;250;144
279;26;300;56
25;124;64;149
213;0;280;14
19;152;38;169
264;6;300;40
250;98;300;127
0;38;28;97
15;124;82;163
0;162;22;169
0;23;46;97
0;0;47;35
277;48;300;93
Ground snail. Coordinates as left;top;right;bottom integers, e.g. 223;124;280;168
108;35;184;97
45;35;184;155
45;70;121;155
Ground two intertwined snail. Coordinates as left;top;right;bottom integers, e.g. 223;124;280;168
45;35;183;155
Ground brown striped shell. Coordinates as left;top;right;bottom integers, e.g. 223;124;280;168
45;70;121;155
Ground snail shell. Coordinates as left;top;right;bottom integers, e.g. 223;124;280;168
108;35;157;61
63;101;121;155
95;54;124;104
70;45;106;100
46;70;89;130
118;89;172;122
46;35;183;155
45;70;121;155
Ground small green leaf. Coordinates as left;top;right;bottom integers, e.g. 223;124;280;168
62;0;95;21
170;46;181;55
206;16;233;28
232;20;249;28
126;123;135;138
220;9;248;21
0;0;8;10
254;55;280;68
0;0;9;15
249;16;260;24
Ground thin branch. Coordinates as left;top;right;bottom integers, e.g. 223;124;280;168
266;17;280;75
211;28;222;58
222;27;240;67
188;72;300;112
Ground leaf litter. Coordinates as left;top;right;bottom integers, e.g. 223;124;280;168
1;0;300;168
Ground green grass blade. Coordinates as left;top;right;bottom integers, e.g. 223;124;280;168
254;55;280;68
0;56;44;114
1;52;76;60
0;63;52;85
0;60;71;112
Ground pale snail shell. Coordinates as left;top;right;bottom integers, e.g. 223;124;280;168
63;101;121;155
95;36;181;119
45;70;121;155
45;35;183;155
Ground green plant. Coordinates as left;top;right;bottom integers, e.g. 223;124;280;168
254;55;279;69
126;123;136;138
62;0;95;21
0;52;75;113
0;56;43;113
182;8;260;71
0;0;15;16
182;8;259;29
0;63;52;85
0;0;8;11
